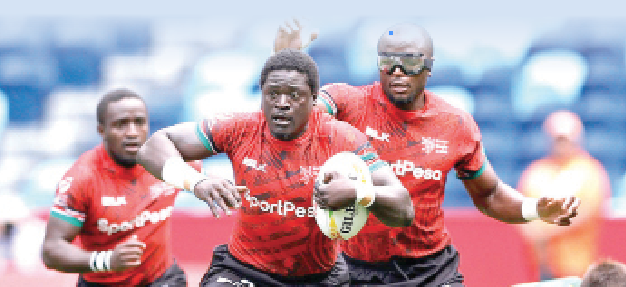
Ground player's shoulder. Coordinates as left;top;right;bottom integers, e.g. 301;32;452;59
321;83;356;93
320;83;369;97
317;110;357;130
208;111;263;124
206;111;264;134
62;146;102;183
426;90;471;117
77;146;104;169
316;111;365;140
426;90;478;129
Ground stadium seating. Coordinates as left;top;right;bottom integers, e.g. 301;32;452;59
0;16;622;224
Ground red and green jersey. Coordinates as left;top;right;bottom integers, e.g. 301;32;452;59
50;145;199;286
318;82;485;262
196;109;385;276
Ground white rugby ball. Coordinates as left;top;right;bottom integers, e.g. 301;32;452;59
314;151;372;240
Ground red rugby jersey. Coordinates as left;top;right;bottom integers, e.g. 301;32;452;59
50;145;200;286
196;109;385;276
318;82;485;262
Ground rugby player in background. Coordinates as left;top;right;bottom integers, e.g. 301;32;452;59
275;21;581;286
41;89;201;286
137;49;414;286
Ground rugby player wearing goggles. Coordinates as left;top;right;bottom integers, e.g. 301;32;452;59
377;52;434;75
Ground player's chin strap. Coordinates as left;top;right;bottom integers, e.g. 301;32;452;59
522;197;540;221
357;184;375;208
162;157;208;192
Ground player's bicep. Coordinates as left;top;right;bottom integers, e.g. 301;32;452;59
43;216;81;245
161;122;214;160
462;161;499;200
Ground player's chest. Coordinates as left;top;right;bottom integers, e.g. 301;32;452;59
230;143;331;199
357;118;459;176
91;175;177;222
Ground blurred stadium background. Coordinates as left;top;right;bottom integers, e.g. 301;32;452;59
1;1;626;286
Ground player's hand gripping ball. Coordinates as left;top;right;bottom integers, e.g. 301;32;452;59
313;152;371;240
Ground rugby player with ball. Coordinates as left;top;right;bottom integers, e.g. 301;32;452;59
137;49;414;286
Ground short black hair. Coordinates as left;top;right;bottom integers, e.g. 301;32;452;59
259;49;319;94
581;259;626;287
96;89;145;125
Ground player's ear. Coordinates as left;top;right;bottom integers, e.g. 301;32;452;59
97;123;104;137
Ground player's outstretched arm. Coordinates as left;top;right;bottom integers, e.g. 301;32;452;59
42;218;146;273
137;122;211;178
137;123;245;217
316;165;414;227
463;161;580;225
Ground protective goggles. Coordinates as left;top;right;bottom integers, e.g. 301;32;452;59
377;52;434;75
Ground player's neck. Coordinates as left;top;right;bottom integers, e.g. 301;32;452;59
107;150;138;169
272;123;309;141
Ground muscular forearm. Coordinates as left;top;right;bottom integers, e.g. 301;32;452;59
471;180;527;224
369;185;414;227
137;130;184;179
42;239;93;273
138;123;213;181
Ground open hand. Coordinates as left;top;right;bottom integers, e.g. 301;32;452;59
538;196;580;226
274;19;318;53
314;171;358;210
194;177;248;218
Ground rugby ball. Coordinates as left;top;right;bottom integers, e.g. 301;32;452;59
314;152;372;240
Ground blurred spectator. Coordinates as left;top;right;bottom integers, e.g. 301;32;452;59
580;259;626;287
0;193;27;267
518;110;610;280
0;192;46;274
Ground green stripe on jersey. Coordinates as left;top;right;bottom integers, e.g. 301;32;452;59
457;161;486;180
368;160;388;173
317;97;335;116
322;100;334;115
50;210;83;227
360;153;376;162
195;122;215;154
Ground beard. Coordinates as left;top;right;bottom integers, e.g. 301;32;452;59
383;87;417;106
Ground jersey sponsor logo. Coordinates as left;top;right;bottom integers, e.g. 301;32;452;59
365;126;390;142
57;177;73;193
422;137;448;154
390;160;443;180
97;206;173;235
243;157;266;172
216;277;255;287
300;166;320;184
101;196;127;207
244;192;315;218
